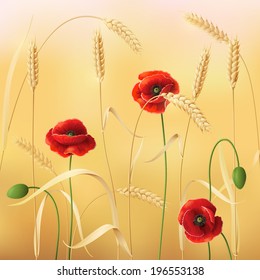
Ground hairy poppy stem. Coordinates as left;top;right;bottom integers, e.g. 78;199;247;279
28;187;60;260
68;155;73;260
158;113;168;260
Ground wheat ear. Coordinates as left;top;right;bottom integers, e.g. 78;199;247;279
117;186;164;208
93;30;105;82
185;13;230;43
27;41;39;91
16;138;55;174
162;93;210;132
103;18;142;53
192;48;210;99
228;38;240;90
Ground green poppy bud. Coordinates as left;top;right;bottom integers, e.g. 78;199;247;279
7;184;29;199
232;166;246;189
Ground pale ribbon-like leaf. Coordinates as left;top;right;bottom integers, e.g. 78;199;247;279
218;146;240;256
1;20;32;151
145;133;183;163
129;139;144;182
59;190;92;257
66;224;131;257
103;107;142;138
33;195;47;258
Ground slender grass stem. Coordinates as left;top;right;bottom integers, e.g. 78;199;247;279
158;113;168;260
99;82;116;205
31;89;37;259
29;187;60;260
68;155;73;260
232;87;238;260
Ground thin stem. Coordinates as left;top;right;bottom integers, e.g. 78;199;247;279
68;155;73;260
208;138;240;201
207;242;211;260
31;90;37;259
99;82;116;205
232;87;238;260
158;113;168;260
28;187;60;260
221;232;232;260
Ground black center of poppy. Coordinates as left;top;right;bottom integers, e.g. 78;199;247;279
193;214;206;227
66;130;75;136
152;85;162;96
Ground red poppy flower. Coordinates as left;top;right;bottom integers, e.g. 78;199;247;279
132;70;179;113
46;119;96;158
178;198;223;243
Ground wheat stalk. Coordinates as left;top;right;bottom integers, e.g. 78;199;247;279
192;48;210;99
93;30;105;82
103;18;142;53
228;38;240;90
185;13;230;43
16;138;55;173
117;186;164;208
27;41;39;91
162;93;210;132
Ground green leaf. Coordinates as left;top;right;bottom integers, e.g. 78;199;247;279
232;166;246;189
7;184;29;199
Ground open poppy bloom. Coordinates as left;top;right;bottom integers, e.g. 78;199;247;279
132;70;179;113
178;198;223;243
46;119;96;158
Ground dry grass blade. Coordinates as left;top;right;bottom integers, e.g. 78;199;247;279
192;48;210;99
93;30;105;82
162;93;210;132
185;13;230;43
228;38;240;90
117;186;164;208
27;41;39;91
16;138;55;173
103;18;142;53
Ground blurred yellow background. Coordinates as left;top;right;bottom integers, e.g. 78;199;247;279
1;0;260;260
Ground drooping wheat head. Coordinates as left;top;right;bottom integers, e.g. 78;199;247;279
192;48;210;99
228;38;240;90
162;93;210;132
93;30;105;82
103;18;142;53
185;13;230;43
27;41;39;91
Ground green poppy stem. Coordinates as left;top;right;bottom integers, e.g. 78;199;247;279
221;232;232;260
208;138;240;201
208;138;237;260
28;187;60;260
68;155;73;260
158;113;168;260
207;242;211;260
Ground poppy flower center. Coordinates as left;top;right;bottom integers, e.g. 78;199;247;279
152;85;162;96
193;214;206;227
66;130;75;136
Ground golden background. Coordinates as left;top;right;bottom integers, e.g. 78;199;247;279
0;0;260;259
